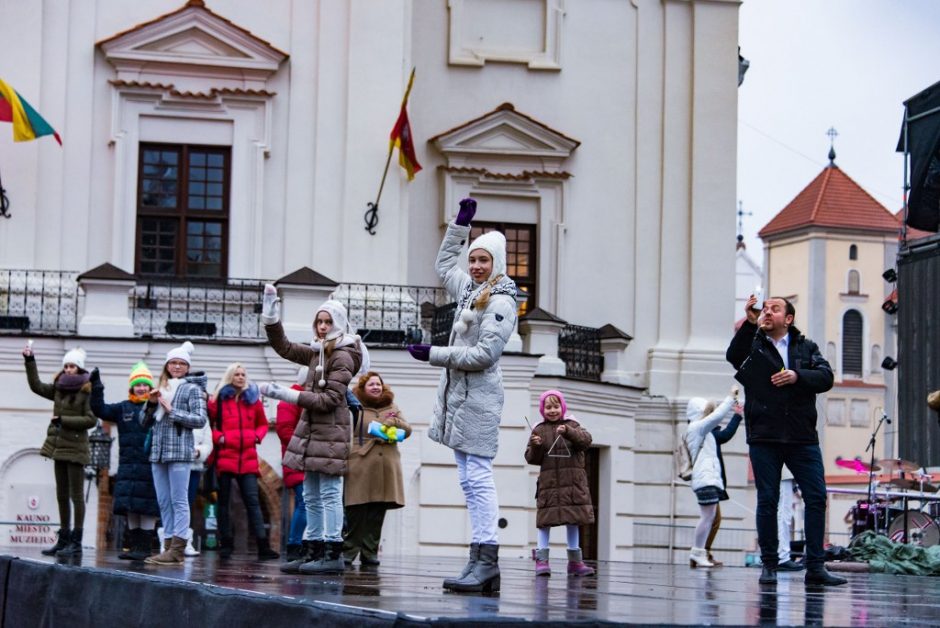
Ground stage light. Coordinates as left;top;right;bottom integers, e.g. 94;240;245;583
882;288;898;314
881;356;898;371
882;268;898;283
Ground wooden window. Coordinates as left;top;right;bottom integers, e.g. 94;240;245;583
842;309;863;376
136;143;230;279
470;221;536;315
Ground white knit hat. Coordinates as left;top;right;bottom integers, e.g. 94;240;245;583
314;300;349;341
62;347;86;370
165;340;195;365
467;230;507;281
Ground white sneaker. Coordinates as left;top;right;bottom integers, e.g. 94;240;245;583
183;528;200;557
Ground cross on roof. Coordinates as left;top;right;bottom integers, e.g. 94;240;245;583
827;126;838;165
737;200;753;239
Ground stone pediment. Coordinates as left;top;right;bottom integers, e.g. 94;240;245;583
98;0;287;90
430;103;579;171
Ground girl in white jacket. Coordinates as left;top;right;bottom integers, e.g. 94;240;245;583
684;387;741;567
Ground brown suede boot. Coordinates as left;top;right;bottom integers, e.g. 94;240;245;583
146;536;186;565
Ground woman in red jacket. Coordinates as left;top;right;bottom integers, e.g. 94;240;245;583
207;363;279;560
276;367;308;561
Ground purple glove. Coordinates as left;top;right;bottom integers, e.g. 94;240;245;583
407;344;431;362
455;198;477;226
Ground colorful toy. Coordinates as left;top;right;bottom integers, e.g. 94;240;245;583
368;420;407;442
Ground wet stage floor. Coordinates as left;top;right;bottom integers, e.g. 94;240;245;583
8;547;940;626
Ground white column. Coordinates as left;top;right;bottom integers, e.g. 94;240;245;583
519;309;567;376
77;264;135;338
599;324;634;386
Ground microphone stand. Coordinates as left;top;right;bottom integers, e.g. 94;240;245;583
865;413;890;531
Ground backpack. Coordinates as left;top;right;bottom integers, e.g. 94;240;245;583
676;434;696;481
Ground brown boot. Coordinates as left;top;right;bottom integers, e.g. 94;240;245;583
146;536;186;565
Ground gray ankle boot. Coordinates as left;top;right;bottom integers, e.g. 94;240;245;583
443;543;480;590
449;543;500;594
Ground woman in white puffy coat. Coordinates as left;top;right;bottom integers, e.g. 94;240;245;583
684;388;740;567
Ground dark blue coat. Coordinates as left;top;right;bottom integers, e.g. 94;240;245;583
90;383;160;517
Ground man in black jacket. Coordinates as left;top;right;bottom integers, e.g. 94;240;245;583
727;295;846;586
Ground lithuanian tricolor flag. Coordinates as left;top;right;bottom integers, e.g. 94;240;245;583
0;78;61;145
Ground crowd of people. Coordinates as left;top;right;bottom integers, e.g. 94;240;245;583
21;197;858;594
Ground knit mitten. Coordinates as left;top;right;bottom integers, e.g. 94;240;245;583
455;198;477;226
261;283;280;325
260;382;300;405
406;344;431;362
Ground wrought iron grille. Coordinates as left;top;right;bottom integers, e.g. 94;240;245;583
131;278;268;340
0;269;80;335
333;284;449;347
431;302;457;346
558;324;603;381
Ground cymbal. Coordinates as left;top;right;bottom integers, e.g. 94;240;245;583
878;458;921;473
887;478;939;492
835;457;880;473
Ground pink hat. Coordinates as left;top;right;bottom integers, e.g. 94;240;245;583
539;389;567;419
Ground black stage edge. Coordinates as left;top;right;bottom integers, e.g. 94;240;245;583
0;555;616;628
0;556;402;627
5;550;940;626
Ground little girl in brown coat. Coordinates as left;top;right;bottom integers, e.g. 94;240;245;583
524;389;595;577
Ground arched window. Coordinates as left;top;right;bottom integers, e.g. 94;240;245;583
847;270;860;294
849;244;858;260
842;310;863;376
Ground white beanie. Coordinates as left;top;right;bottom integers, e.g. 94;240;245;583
165;340;195;365
62;347;86;370
468;230;507;282
314;300;349;341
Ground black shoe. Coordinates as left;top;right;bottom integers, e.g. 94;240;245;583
299;541;345;574
256;537;280;561
805;567;847;586
219;537;234;559
360;556;380;567
777;560;805;572
56;528;83;558
281;540;323;574
759;565;777;585
42;528;70;556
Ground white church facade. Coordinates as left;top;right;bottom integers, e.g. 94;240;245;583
0;0;749;563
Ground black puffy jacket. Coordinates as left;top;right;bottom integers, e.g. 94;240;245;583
726;321;833;445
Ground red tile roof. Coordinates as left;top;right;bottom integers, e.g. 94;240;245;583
759;166;900;239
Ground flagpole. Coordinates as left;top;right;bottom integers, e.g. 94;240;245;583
364;68;416;236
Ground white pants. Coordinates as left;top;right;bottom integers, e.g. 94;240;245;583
778;478;795;562
454;450;499;544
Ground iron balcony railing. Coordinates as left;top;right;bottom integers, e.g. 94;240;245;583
558;323;604;381
333;283;450;347
0;269;80;335
131;278;268;340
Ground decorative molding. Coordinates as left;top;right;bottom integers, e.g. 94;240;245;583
447;0;564;70
98;1;288;90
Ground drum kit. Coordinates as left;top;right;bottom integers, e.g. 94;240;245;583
837;456;940;547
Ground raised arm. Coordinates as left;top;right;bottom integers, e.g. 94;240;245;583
89;369;124;423
435;222;473;301
24;355;55;401
265;321;315;367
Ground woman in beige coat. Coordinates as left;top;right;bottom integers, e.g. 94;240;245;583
344;371;411;566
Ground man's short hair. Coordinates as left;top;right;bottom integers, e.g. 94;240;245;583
769;296;796;321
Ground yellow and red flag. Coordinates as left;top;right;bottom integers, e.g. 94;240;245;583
0;78;61;145
389;68;421;180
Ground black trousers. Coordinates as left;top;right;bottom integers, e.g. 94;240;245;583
217;472;267;539
343;503;388;560
54;460;85;530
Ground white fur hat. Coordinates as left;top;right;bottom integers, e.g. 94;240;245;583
468;230;507;281
165;340;195;365
314;300;349;341
62;347;86;370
